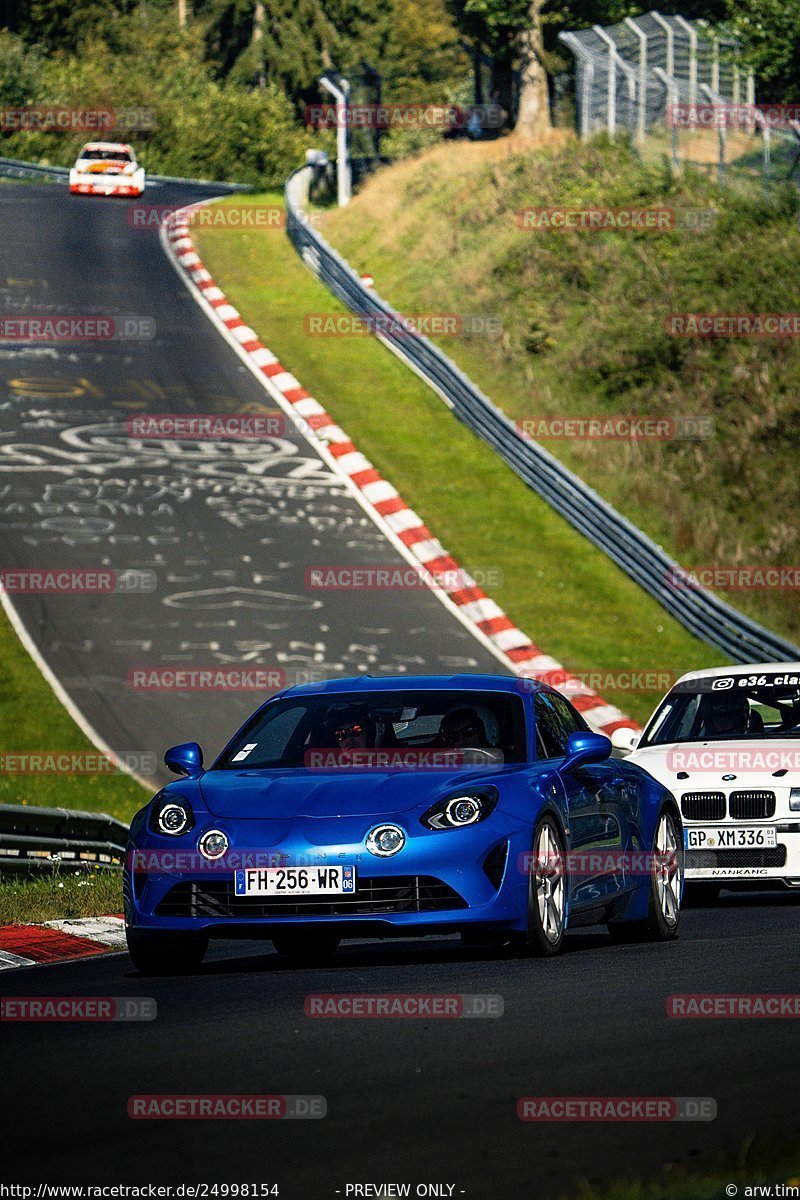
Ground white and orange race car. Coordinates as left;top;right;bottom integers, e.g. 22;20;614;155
69;142;145;197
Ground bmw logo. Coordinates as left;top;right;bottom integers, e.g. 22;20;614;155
722;774;737;781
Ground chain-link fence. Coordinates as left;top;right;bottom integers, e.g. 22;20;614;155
559;12;800;191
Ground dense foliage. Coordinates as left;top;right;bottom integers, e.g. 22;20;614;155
0;0;797;180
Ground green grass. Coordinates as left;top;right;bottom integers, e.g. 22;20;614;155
568;1135;800;1200
320;136;800;647
195;190;728;727
0;869;122;925
0;602;147;823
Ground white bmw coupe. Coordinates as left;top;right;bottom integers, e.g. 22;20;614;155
613;664;800;897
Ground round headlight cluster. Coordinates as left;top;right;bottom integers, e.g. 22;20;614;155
421;789;498;830
198;829;229;861
366;824;406;857
445;796;483;826
157;802;191;836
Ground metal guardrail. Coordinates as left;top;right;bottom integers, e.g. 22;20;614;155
0;805;129;874
0;155;252;191
285;164;799;664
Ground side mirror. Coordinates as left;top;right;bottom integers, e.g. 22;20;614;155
164;742;204;778
610;727;641;755
560;731;611;774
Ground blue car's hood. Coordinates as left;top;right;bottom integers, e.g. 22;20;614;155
199;766;514;819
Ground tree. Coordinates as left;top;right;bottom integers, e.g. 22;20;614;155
516;0;548;135
724;0;800;102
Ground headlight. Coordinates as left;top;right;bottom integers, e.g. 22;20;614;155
198;829;229;861
366;824;406;857
422;787;499;830
790;788;800;812
149;794;195;837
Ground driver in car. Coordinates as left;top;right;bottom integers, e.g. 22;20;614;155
438;706;503;763
699;691;756;737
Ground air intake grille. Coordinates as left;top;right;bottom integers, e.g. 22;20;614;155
155;875;467;918
681;792;726;821
729;791;776;820
686;846;786;870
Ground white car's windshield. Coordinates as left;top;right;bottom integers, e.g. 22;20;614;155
79;148;133;162
640;671;800;747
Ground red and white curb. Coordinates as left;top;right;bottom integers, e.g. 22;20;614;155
160;203;638;737
0;916;126;970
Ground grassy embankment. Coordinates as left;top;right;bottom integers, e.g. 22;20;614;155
195;179;729;731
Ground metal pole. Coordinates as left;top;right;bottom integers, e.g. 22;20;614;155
674;16;697;111
581;57;594;141
625;18;648;143
655;68;680;167
593;27;637;138
607;40;616;137
651;12;674;79
319;75;351;207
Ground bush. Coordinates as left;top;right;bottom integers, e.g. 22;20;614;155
0;15;323;184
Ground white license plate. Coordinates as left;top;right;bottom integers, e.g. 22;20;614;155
234;865;356;897
685;826;777;849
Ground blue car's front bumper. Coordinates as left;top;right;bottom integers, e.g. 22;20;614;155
125;811;531;938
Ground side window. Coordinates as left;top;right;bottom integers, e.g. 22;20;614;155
548;693;589;737
534;694;569;758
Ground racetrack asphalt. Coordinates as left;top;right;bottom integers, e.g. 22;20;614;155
1;892;799;1192
0;181;798;1195
0;181;506;786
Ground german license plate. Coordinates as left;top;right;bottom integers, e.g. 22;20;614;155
685;826;777;849
234;865;356;897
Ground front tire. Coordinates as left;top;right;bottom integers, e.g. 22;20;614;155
126;928;208;975
608;806;682;943
518;815;567;956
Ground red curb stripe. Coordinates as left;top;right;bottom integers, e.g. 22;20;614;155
421;554;460;576
305;412;336;431
572;694;607;713
449;586;488;606
397;525;434;548
350;467;383;490
0;926;112;964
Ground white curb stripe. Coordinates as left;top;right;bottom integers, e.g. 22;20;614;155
0;950;36;970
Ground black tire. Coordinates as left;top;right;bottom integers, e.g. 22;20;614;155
517;814;567;957
126;928;208;975
271;931;340;963
607;806;682;944
683;883;721;907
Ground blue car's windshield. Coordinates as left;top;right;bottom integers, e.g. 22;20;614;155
640;672;800;747
213;689;528;769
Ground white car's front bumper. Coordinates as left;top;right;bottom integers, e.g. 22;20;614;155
69;169;145;196
682;808;800;886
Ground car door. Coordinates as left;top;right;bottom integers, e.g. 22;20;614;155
533;692;627;911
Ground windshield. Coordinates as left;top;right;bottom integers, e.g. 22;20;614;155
80;148;133;162
640;671;800;747
213;689;528;770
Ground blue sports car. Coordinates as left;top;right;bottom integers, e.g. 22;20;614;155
124;674;683;973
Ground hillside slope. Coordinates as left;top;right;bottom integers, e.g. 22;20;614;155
322;136;800;646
